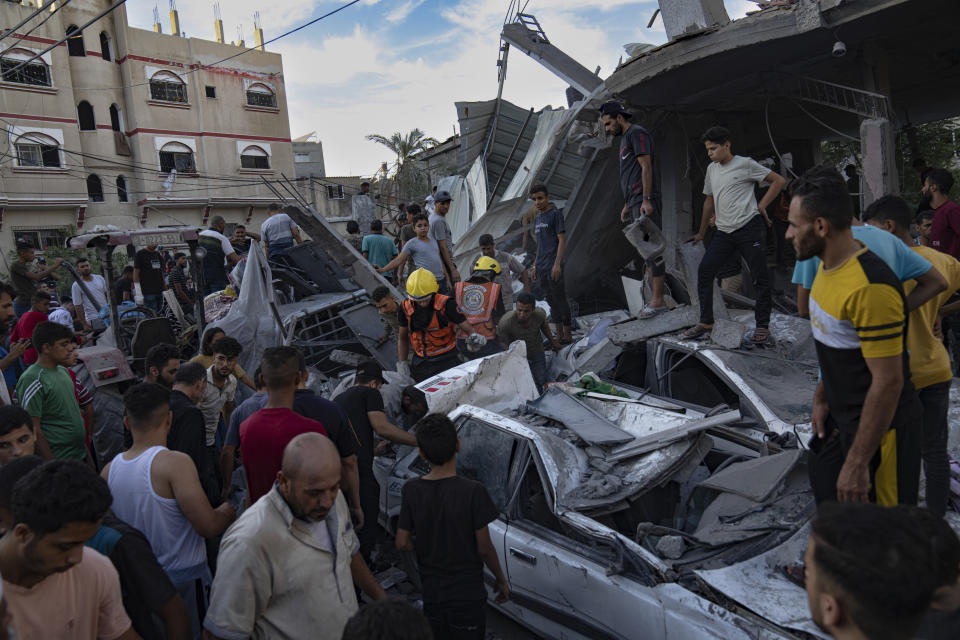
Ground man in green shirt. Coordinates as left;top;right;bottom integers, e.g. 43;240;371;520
9;242;62;318
15;321;86;461
497;292;561;391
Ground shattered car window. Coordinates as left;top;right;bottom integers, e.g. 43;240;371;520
456;418;519;510
712;351;818;425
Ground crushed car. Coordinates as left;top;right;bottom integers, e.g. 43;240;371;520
374;345;826;640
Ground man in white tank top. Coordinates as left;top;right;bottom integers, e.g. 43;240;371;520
103;382;236;639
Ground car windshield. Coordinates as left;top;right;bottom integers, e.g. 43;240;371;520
711;350;818;425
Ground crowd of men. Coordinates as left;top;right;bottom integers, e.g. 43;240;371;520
0;100;957;640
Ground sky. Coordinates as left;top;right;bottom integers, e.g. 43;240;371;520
125;0;757;176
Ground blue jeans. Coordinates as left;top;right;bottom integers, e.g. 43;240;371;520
143;293;162;312
268;237;294;257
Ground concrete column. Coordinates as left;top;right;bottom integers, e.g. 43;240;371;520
860;118;898;206
658;124;693;270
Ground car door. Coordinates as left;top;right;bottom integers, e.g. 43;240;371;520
501;456;668;640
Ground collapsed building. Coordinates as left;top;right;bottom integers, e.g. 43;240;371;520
408;0;960;323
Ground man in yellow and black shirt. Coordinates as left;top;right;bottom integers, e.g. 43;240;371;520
786;167;922;506
862;194;960;516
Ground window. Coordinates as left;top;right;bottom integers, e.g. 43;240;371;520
99;32;111;61
87;174;103;202
0;53;50;86
294;153;311;163
205;86;217;98
240;145;270;169
116;175;128;202
455;418;519;510
149;71;187;103
77;101;95;131
158;141;196;173
109;104;121;131
66;25;85;57
326;184;344;199
14;133;60;168
15;229;68;252
245;83;276;108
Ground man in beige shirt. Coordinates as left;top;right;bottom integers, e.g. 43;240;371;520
204;433;386;640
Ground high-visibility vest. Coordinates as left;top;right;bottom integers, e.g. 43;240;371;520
454;281;501;340
401;294;458;358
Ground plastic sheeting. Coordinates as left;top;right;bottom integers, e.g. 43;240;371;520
465;156;488;222
436;175;472;244
210;242;283;380
501;108;569;201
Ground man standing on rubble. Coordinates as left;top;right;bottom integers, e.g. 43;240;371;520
530;184;571;344
498;292;561;391
684;126;785;342
199;216;241;295
397;268;482;382
785;166;922;506
601;100;666;319
429;190;460;286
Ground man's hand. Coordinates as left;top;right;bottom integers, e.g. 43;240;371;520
376;334;389;346
450;267;460;283
640;199;654;217
934;312;944;340
53;257;64;267
812;385;829;438
836;458;870;502
551;263;562;282
351;506;365;530
493;578;510;604
686;233;704;245
9;339;29;359
620;205;630;223
762;212;773;228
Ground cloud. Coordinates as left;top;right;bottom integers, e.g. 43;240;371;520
385;0;425;23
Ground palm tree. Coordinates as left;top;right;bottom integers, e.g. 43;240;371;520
366;129;439;200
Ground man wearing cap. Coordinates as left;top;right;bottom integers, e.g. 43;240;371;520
334;361;417;562
455;257;506;359
601;100;667;319
429;191;460;285
479;234;529;311
397;268;481;382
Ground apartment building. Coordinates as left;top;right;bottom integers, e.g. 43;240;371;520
0;0;295;258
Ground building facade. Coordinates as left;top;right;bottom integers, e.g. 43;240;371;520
0;0;295;262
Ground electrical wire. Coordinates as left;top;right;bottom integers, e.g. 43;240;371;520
2;0;128;81
0;0;59;45
764;98;799;179
56;0;362;93
789;98;860;142
0;0;74;58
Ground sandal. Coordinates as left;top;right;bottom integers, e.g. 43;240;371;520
752;326;771;344
681;323;713;340
638;305;667;319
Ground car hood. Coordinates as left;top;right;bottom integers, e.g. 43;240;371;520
694;524;829;639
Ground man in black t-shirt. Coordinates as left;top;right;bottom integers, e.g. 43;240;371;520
133;244;166;312
601;100;667;319
114;265;134;303
334;361;417;562
396;414;509;639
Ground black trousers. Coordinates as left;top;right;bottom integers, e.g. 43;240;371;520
423;599;486;640
808;406;922;506
357;473;381;564
411;351;462;383
697;215;772;327
918;381;951;516
538;270;571;326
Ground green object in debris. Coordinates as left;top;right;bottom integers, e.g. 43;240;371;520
576;374;629;398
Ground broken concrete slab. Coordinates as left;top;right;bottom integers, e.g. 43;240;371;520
710;319;748;350
622;275;646;318
608;305;699;346
527;386;634;445
656;535;687;560
698;449;803;503
574;337;623;374
623;217;666;262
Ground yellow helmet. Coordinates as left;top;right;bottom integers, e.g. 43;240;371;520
405;268;439;299
473;255;501;275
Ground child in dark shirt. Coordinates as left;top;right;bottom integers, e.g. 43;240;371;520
396;414;509;639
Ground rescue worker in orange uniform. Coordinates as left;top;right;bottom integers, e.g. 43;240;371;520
455;256;506;359
397;268;484;382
